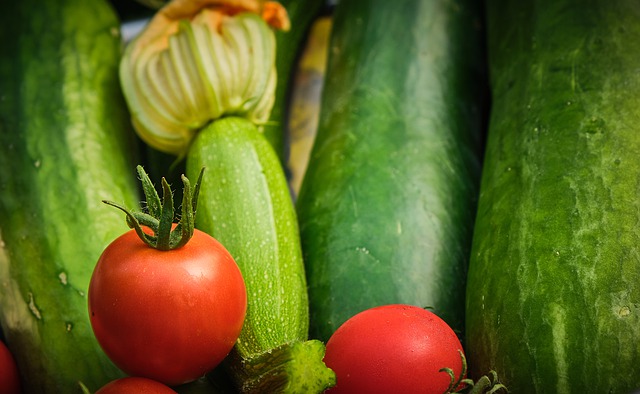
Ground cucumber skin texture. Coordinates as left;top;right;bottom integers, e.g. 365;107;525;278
295;0;486;341
465;1;640;393
0;0;140;392
186;117;308;358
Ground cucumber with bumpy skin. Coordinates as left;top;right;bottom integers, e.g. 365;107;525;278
0;0;140;392
466;0;640;392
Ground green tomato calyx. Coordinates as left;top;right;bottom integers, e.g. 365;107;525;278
440;350;508;394
103;165;205;251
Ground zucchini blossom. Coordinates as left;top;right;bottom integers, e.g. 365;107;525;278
120;0;290;156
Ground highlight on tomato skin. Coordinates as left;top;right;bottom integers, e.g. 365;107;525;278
323;304;466;394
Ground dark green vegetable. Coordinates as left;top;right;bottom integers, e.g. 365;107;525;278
465;1;640;392
296;0;486;341
0;0;140;392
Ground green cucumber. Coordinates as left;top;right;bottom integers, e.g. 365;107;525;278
0;0;140;392
186;117;335;392
295;0;486;341
465;1;640;392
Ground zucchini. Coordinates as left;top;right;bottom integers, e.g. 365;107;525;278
186;117;335;393
118;2;335;390
133;0;328;196
465;1;640;392
0;0;140;392
115;0;326;161
295;0;486;341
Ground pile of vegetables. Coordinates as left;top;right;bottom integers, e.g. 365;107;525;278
1;0;639;393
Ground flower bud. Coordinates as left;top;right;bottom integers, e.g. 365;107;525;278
120;0;289;156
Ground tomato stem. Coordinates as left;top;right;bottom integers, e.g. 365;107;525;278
103;165;205;250
439;350;508;394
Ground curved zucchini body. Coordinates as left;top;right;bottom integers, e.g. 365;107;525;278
295;0;486;341
186;117;334;392
466;1;640;392
0;0;140;392
188;117;308;354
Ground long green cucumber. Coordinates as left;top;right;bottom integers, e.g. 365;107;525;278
0;0;140;392
465;1;640;392
186;117;334;392
295;0;486;341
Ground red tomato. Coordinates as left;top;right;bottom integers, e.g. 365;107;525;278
323;304;465;394
96;377;177;394
0;340;21;394
88;228;247;386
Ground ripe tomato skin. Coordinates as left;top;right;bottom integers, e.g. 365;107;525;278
0;340;21;394
323;304;465;394
88;228;247;386
95;377;177;394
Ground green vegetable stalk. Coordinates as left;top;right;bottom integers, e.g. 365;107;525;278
119;1;335;392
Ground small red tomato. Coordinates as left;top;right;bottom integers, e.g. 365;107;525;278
88;228;247;386
0;340;21;394
323;304;465;394
96;377;177;394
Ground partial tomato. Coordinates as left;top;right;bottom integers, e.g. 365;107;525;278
324;304;465;394
96;377;177;394
0;340;21;394
88;227;247;386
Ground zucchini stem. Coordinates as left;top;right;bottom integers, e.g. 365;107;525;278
440;350;508;394
220;339;336;393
